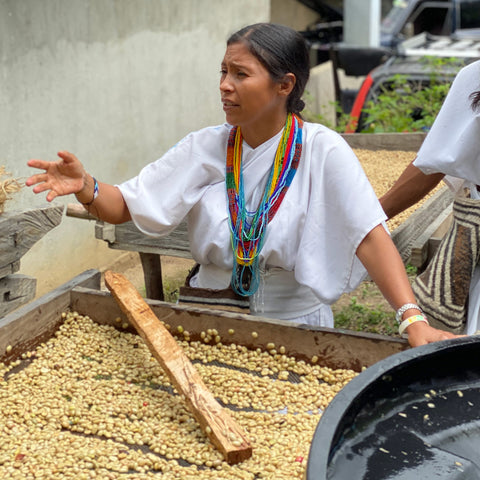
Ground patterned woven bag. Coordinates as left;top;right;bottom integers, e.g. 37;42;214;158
412;195;480;334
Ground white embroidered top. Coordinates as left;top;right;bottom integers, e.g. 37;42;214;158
118;121;386;324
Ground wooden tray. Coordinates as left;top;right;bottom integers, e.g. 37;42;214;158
0;269;408;371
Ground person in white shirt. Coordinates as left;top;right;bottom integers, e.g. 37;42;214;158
26;22;456;347
381;59;480;335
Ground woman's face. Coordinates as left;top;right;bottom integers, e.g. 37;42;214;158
220;42;287;141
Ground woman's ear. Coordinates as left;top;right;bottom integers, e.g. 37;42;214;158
278;73;296;97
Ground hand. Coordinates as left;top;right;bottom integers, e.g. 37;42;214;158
26;151;86;202
406;321;459;348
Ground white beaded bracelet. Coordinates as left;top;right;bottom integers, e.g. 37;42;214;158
398;314;429;336
395;303;423;324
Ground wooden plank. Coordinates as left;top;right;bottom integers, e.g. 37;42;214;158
70;287;408;373
0;269;101;364
0;274;36;316
0;260;20;279
104;271;253;465
66;203;97;221
410;204;453;268
0;205;64;271
428;211;453;257
391;186;454;263
139;252;164;300
342;132;427;151
95;220;191;257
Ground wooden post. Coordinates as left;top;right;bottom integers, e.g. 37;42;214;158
104;271;252;464
139;252;164;301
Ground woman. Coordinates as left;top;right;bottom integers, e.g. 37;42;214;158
26;23;455;347
381;59;480;335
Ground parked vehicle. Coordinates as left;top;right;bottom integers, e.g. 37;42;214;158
381;0;480;47
299;0;480;64
298;0;345;65
345;30;480;132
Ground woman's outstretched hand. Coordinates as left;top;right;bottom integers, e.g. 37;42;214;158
406;321;459;348
26;151;86;202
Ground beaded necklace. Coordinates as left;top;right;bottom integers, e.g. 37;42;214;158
226;113;303;296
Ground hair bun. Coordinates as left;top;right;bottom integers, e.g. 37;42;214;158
296;99;306;113
290;98;305;115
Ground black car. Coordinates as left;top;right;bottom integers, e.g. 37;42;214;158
381;0;480;48
299;0;480;65
345;32;480;132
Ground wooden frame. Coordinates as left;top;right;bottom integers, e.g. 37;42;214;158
0;269;408;373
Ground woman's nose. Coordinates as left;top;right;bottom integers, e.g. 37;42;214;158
220;74;233;92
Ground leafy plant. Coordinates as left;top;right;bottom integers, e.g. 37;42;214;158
360;74;451;133
334;297;397;336
405;263;417;276
163;278;182;303
304;56;466;133
302;95;353;132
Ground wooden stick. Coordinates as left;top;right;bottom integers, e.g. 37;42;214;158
104;270;252;465
66;203;97;220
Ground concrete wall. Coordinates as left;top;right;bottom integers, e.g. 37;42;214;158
270;0;319;30
0;0;269;296
304;61;364;126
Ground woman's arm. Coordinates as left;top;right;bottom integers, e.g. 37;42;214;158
379;160;445;220
356;224;457;347
27;151;131;224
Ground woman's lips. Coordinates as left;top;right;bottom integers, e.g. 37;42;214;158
222;100;238;112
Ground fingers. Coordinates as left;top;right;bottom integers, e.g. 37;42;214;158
25;172;47;187
408;327;463;347
45;190;58;203
28;151;76;173
31;182;52;194
57;150;78;164
27;158;52;171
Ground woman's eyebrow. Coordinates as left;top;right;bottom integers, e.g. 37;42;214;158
222;60;250;70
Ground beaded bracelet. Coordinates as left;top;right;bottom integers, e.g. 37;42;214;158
81;177;99;206
398;314;429;336
395;303;423;324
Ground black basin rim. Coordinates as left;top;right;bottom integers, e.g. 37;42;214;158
306;335;480;479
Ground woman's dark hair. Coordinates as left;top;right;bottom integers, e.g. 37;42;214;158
227;23;310;116
470;89;480;111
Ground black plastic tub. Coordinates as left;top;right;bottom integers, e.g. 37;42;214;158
307;336;480;479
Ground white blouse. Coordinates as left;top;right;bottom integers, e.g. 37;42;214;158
413;60;480;334
414;59;480;192
118;121;386;323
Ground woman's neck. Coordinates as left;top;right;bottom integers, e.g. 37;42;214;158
240;113;288;149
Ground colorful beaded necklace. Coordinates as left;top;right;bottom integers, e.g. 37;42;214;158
226;113;304;296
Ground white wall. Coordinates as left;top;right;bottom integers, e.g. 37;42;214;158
0;0;269;296
270;0;318;30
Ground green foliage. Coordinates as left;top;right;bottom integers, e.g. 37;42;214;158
302;95;352;132
304;56;465;133
334;297;397;336
405;263;417;276
360;74;450;133
163;278;181;303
